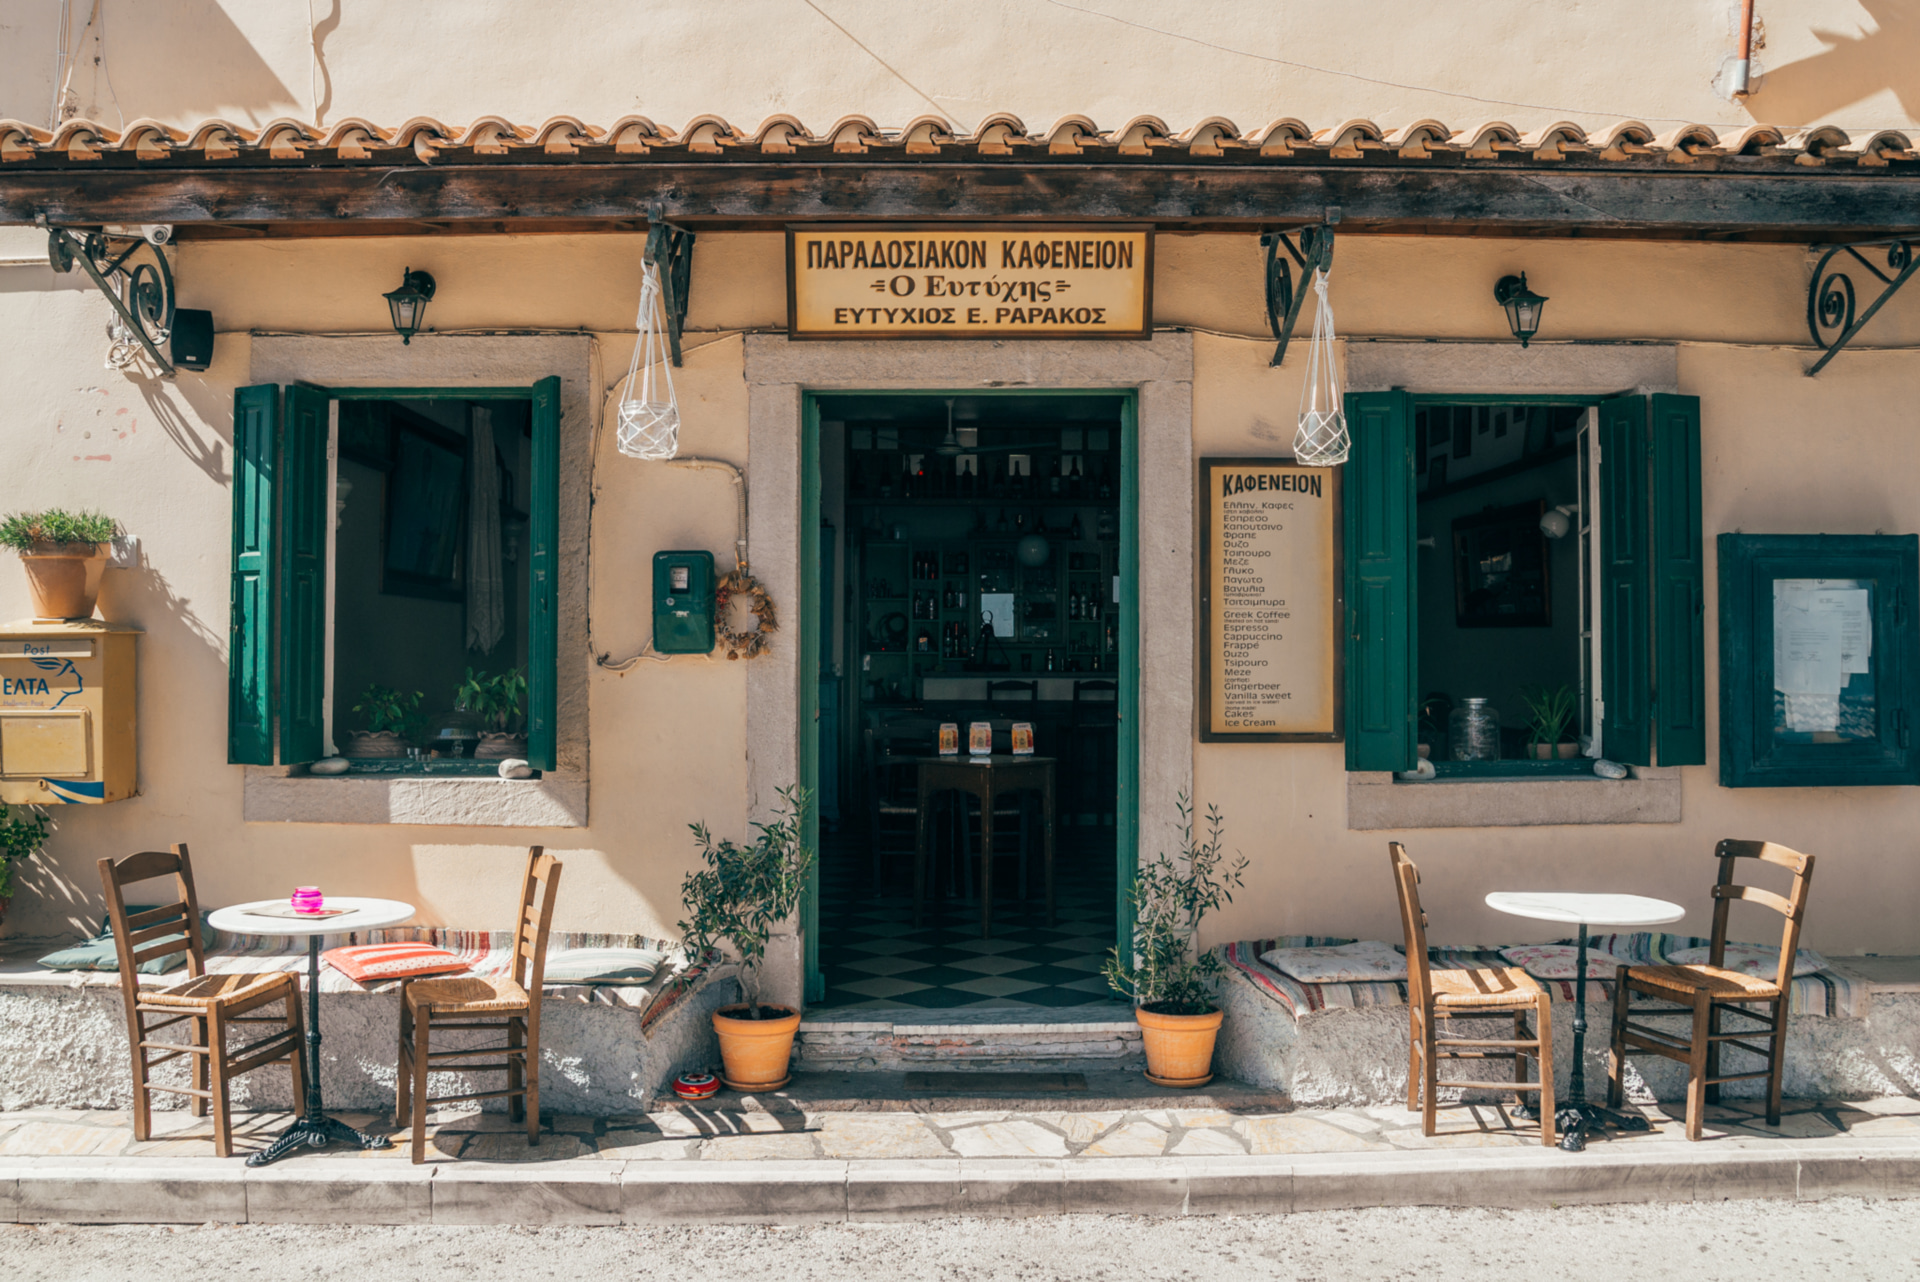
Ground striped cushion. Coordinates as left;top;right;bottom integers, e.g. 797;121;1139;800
322;942;468;983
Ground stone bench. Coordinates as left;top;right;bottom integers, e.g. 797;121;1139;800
0;930;738;1117
1214;936;1920;1108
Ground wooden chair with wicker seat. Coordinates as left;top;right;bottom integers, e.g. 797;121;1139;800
1389;842;1556;1145
98;845;307;1159
1607;839;1815;1141
395;847;562;1163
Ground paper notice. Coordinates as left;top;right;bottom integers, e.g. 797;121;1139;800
1822;588;1872;675
1774;585;1844;697
1784;693;1841;734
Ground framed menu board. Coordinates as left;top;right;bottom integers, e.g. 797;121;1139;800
1199;457;1342;741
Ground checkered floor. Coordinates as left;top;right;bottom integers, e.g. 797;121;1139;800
813;834;1123;1013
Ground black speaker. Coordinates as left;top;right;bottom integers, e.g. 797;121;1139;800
170;308;213;371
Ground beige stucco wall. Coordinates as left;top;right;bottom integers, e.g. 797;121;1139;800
1;223;1917;962
4;1;1915;138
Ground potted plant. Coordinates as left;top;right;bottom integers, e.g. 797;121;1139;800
342;684;423;759
458;667;528;759
1520;683;1579;760
0;510;118;620
679;787;814;1092
1103;796;1248;1088
0;802;52;929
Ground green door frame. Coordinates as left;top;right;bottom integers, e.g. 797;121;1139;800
797;388;1142;1004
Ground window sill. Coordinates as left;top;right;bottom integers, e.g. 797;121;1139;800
1347;767;1679;829
243;767;586;828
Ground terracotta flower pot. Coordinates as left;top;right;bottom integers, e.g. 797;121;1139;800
473;732;528;760
1135;1004;1224;1088
19;541;108;620
340;730;410;760
711;1003;801;1092
1528;742;1582;760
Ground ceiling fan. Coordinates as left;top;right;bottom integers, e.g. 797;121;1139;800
931;397;1058;457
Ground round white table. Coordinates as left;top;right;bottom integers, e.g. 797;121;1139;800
1486;891;1685;1152
206;897;415;1166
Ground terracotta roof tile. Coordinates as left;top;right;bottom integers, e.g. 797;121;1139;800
0;112;1908;170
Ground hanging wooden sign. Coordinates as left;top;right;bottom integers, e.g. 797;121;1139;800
787;224;1152;340
1199;457;1343;742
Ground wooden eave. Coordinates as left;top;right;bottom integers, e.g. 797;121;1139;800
3;116;1917;243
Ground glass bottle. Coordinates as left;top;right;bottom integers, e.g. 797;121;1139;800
1449;698;1501;761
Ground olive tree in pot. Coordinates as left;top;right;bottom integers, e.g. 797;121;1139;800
1103;796;1248;1087
679;787;813;1092
0;803;53;929
0;510;118;620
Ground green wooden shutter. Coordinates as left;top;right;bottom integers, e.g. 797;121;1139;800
526;376;561;771
278;384;330;764
1598;395;1652;766
1344;390;1417;772
1650;394;1706;766
229;385;279;764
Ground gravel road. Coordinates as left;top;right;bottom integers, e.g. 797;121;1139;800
6;1199;1913;1281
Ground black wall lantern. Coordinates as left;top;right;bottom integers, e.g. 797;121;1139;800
1493;272;1547;348
383;267;436;344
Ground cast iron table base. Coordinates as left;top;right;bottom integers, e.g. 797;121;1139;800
245;934;392;1166
1550;922;1652;1152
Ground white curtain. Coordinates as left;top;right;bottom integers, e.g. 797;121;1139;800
466;406;505;653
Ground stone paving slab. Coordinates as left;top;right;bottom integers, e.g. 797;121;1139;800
1;1095;1916;1223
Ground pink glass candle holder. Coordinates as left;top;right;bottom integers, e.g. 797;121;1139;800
291;886;324;914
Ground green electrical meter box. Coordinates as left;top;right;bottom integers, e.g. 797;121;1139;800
653;551;716;655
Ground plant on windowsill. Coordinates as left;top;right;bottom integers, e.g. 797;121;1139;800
0;510;119;621
457;667;528;760
0;802;52;928
678;786;814;1092
342;684;424;759
1103;795;1248;1088
1520;683;1580;760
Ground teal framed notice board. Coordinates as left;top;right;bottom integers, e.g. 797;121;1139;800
1719;533;1920;788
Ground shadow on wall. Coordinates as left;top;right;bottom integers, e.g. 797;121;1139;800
0;0;301;129
136;375;228;486
8;563;229;943
1753;0;1920;124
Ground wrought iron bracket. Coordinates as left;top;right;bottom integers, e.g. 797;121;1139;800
43;224;177;376
645;206;695;367
1806;236;1919;376
1261;223;1335;367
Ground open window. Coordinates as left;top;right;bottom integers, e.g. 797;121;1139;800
1344;390;1704;776
227;378;560;772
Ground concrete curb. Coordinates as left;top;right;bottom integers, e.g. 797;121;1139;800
3;1142;1916;1225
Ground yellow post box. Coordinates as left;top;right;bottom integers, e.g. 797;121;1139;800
0;620;139;804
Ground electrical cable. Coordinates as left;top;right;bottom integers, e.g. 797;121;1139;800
1041;0;1902;132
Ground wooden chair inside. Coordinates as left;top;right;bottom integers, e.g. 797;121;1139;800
1607;839;1815;1140
866;725;925;893
1068;679;1118;826
396;847;562;1163
98;845;306;1159
986;679;1038;705
1389;842;1556;1145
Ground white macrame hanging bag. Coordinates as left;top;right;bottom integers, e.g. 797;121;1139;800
1292;267;1350;467
615;258;680;460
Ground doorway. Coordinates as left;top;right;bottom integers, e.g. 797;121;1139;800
802;391;1138;1013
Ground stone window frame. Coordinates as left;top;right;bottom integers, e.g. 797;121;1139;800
1344;340;1685;830
241;335;591;828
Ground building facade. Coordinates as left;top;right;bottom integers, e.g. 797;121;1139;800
2;2;1918;1013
